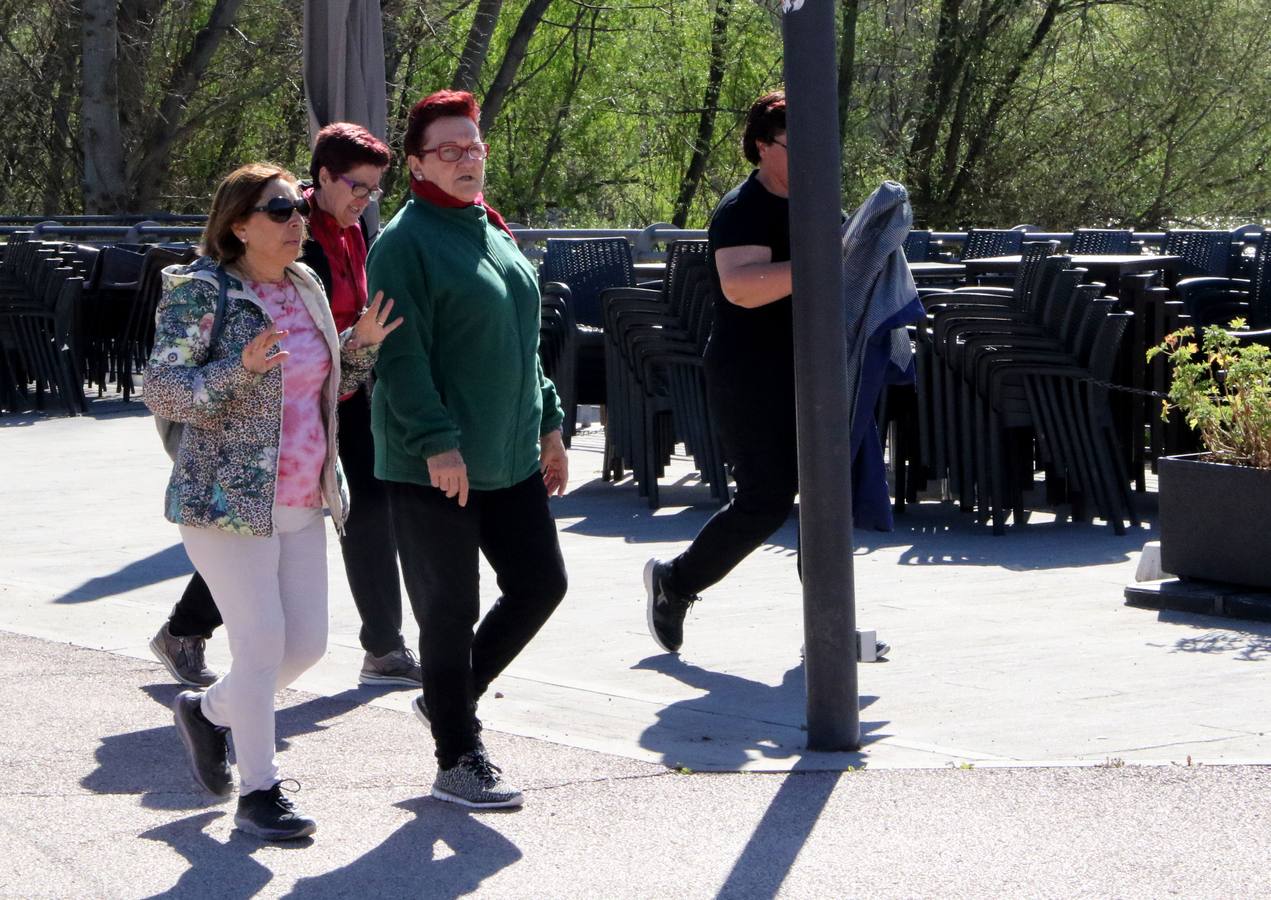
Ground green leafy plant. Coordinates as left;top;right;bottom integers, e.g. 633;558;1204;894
1148;319;1271;468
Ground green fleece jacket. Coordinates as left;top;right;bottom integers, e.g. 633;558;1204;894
366;197;563;490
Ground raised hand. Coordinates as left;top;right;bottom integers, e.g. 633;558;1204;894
351;290;404;348
242;327;289;374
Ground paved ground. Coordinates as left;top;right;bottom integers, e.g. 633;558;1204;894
2;399;1271;896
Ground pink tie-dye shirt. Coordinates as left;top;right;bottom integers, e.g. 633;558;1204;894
251;279;331;509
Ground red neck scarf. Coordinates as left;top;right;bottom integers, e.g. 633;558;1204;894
409;176;515;241
303;186;368;331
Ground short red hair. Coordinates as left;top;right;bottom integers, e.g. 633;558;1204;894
403;90;480;158
310;122;391;182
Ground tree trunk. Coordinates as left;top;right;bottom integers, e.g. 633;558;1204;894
478;0;552;135
129;0;244;211
452;0;504;92
671;0;732;228
837;0;859;142
80;0;128;213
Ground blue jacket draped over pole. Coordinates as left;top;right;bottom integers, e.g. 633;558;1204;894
841;181;924;532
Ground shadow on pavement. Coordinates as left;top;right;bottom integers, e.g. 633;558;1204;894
82;685;396;810
554;478;798;550
854;501;1157;569
55;543;194;604
633;655;883;771
283;797;521;898
1157;610;1271;660
140;812;283;899
715;761;845;900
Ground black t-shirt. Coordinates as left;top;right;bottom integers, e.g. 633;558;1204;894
705;171;793;385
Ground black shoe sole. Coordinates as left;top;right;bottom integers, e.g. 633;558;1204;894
233;814;317;840
431;787;523;809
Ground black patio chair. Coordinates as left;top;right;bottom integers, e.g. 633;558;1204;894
1176;229;1269;329
539;237;636;442
1068;228;1134;255
903;230;932;263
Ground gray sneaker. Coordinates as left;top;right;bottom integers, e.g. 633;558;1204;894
359;647;422;687
172;690;232;798
151;622;217;687
432;750;523;809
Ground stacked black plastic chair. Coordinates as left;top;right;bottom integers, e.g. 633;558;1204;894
1176;229;1269;329
903;230;932;262
0;240;88;415
539;237;636;443
915;240;1059;498
81;245;146;398
959;228;1025;260
600;240;726;506
1068;229;1134;254
121;245;195;401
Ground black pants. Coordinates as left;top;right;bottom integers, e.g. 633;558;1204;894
387;473;567;767
169;389;406;656
670;365;799;597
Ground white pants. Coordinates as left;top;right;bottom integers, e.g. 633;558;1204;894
180;506;328;793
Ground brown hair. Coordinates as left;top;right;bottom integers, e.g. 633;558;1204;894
742;91;786;165
201;163;299;265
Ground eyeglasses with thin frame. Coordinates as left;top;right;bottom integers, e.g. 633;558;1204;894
337;173;384;202
770;138;788;150
251;196;310;223
420;142;491;163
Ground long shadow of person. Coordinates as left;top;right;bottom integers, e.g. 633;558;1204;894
632;655;886;772
82;684;398;811
283;797;522;898
138;812;286;899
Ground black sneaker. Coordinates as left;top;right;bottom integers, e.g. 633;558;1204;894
234;780;317;840
171;690;232;797
644;558;699;653
414;695;484;737
432;750;523;809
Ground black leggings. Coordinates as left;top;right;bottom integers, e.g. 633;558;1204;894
670;366;798;596
387;473;567;767
169;390;406;656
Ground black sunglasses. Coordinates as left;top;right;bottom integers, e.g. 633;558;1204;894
252;196;310;223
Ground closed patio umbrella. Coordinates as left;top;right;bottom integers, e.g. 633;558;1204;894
303;0;388;233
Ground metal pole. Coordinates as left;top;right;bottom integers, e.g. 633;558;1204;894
782;0;860;750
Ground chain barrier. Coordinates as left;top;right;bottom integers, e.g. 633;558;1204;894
1077;376;1168;400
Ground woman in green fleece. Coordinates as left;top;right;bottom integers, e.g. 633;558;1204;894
367;89;568;810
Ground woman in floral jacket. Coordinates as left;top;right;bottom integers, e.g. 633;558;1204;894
144;162;401;841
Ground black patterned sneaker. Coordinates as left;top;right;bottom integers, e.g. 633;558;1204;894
171;690;231;797
360;647;423;687
644;558;699;653
234;780;317;840
151;622;217;687
432;750;523;809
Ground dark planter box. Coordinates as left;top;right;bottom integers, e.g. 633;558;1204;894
1159;453;1271;590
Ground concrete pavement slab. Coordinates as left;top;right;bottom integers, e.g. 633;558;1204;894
3;400;1271;774
2;630;1270;898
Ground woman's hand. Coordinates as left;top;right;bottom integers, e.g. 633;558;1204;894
350;290;404;348
242;327;289;374
540;429;569;496
428;448;469;507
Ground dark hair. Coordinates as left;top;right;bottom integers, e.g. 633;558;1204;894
403;90;480;158
742;91;787;165
309;122;391;184
201;163;298;265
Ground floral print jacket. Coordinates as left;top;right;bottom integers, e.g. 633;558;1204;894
144;259;378;537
